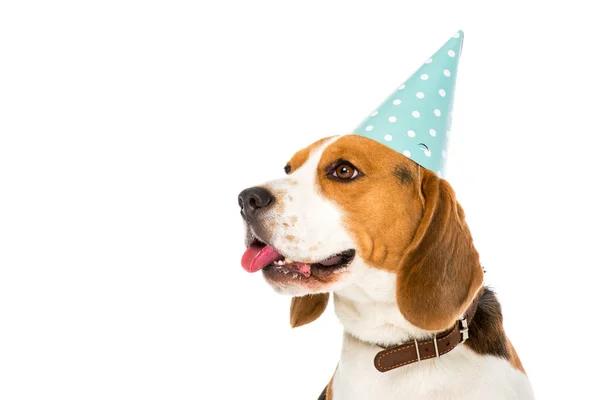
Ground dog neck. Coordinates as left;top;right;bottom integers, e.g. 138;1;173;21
332;268;434;347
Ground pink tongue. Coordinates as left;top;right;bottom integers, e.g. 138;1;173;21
241;244;283;273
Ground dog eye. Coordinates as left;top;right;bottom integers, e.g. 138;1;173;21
332;163;359;181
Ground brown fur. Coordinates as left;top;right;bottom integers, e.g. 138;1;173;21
326;369;334;400
290;293;329;328
318;368;336;400
395;166;485;330
316;135;423;272
287;136;333;173
507;339;526;374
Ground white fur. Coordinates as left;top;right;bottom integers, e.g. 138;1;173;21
333;333;534;400
333;269;534;399
258;136;363;296
253;137;534;398
334;268;431;346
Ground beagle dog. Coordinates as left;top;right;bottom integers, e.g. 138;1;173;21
239;135;534;399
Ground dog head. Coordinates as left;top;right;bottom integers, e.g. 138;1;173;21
239;135;483;332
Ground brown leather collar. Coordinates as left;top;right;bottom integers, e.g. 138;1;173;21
374;293;480;372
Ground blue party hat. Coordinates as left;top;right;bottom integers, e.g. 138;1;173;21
354;31;464;178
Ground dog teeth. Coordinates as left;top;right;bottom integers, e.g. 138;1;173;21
292;273;298;278
283;269;289;274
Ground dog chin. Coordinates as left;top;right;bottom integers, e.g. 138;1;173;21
263;279;317;296
262;272;351;297
261;261;356;297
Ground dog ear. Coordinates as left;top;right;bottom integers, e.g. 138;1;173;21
396;168;484;331
290;293;329;328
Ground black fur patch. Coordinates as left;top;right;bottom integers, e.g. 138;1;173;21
393;165;413;184
317;386;327;400
466;287;509;359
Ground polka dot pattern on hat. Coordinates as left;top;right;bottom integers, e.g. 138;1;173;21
353;30;463;176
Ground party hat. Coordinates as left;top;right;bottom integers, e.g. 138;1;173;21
354;31;464;178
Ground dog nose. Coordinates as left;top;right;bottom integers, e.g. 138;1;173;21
238;187;274;220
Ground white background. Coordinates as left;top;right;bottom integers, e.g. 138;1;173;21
1;1;599;399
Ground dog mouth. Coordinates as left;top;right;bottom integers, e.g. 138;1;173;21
241;239;355;279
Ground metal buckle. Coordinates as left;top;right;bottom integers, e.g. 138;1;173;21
459;317;469;343
414;338;421;362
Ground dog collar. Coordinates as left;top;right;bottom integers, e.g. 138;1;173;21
374;293;480;372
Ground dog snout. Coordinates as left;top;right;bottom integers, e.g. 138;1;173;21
238;186;274;221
